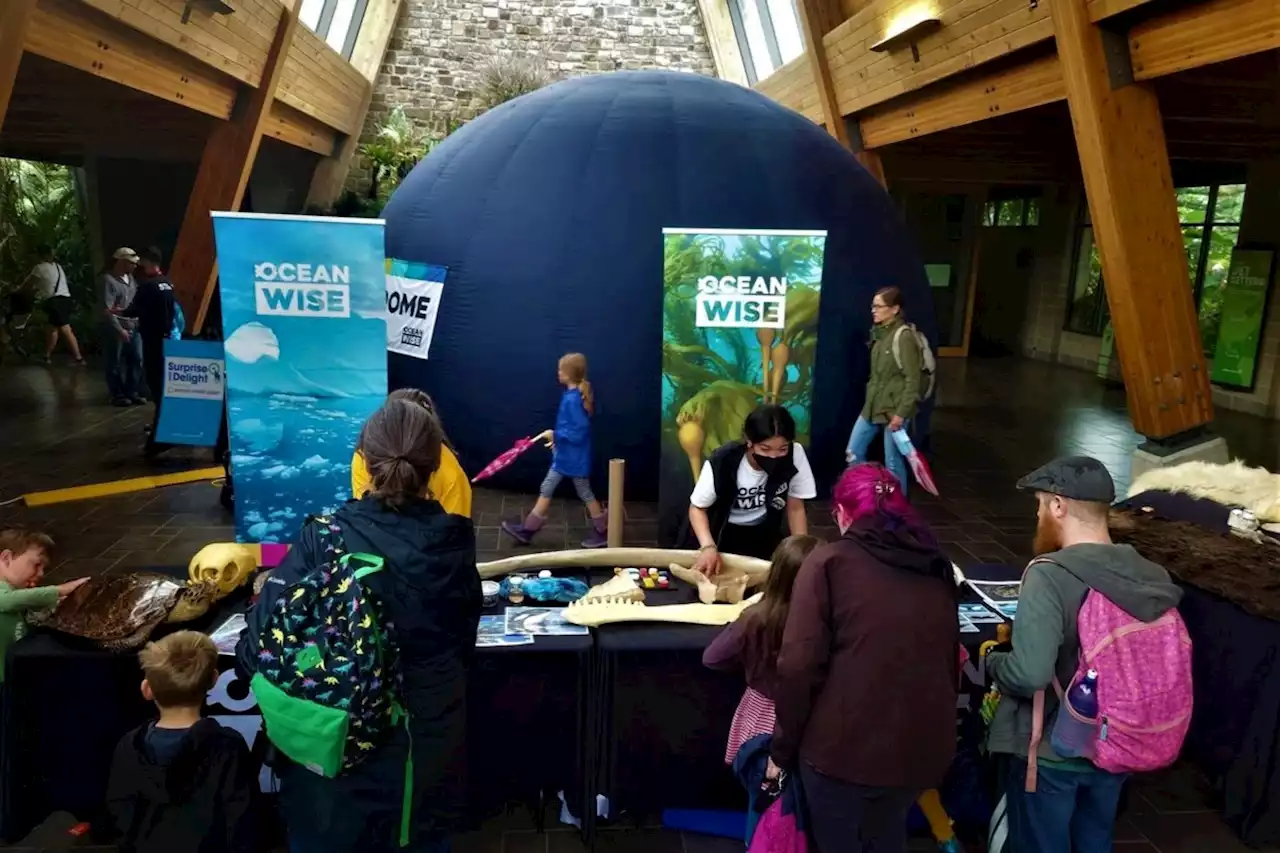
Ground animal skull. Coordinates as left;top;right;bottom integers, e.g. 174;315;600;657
188;543;259;597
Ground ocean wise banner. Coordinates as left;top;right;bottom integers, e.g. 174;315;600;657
212;212;388;544
156;339;225;446
385;259;447;360
658;228;827;546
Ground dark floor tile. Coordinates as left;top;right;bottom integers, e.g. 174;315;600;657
590;828;684;853
1130;811;1256;853
452;829;505;853
681;833;746;853
502;830;548;853
1131;764;1218;815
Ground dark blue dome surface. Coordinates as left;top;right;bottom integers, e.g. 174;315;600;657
383;70;934;497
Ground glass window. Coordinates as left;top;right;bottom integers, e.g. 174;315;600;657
1065;183;1248;352
981;196;1040;228
299;0;366;59
730;0;804;84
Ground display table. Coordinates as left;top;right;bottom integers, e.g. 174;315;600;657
0;569;591;843
1123;490;1280;846
589;564;1017;828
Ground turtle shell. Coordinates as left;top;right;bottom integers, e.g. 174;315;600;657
33;572;185;647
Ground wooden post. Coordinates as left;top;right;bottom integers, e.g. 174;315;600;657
794;0;850;148
1050;0;1214;440
0;0;37;135
607;458;625;548
168;5;301;333
306;81;373;210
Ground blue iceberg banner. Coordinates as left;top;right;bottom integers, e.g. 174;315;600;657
155;338;225;447
212;212;388;544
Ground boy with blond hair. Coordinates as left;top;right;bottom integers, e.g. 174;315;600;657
106;630;258;853
0;529;87;683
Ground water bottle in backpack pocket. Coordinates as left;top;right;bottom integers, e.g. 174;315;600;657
1051;669;1100;759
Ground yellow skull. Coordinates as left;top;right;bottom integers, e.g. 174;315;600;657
188;543;259;597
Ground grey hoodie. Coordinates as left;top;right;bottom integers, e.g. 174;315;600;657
985;542;1183;764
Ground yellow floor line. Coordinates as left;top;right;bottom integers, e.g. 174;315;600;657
22;466;225;507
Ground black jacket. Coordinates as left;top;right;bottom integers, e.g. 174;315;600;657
236;496;482;851
125;271;177;344
104;718;259;853
682;441;798;547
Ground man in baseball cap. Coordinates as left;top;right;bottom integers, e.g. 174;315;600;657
984;455;1181;852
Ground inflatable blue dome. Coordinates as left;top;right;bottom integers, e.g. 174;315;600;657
383;70;934;500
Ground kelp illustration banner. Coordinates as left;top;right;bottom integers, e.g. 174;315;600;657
212;212;389;544
658;228;827;545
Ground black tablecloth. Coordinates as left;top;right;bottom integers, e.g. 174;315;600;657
1123;490;1280;846
0;569;591;842
591;563;1018;824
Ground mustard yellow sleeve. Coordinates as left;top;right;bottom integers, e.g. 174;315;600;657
351;451;371;499
431;446;473;518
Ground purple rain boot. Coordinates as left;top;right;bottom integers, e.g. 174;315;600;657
582;515;608;549
501;512;545;545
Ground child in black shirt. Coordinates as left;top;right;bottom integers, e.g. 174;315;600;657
106;630;258;853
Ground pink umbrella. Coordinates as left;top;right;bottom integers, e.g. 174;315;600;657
890;429;939;496
471;437;539;483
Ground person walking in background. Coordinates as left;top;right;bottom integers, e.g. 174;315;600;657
126;247;179;456
502;352;609;548
102;247;144;407
772;464;958;853
846;287;921;494
24;244;85;365
986;457;1184;853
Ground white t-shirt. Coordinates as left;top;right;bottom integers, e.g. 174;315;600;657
28;262;69;300
690;443;818;527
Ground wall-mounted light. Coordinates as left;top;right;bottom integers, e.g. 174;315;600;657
181;0;235;24
871;13;942;62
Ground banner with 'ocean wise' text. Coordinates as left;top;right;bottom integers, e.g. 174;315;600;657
212;212;388;544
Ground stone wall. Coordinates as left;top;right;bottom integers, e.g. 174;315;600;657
347;0;717;191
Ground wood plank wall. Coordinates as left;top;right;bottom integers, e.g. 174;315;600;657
754;54;824;121
277;23;368;134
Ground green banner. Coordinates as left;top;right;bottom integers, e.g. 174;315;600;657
1211;249;1274;389
658;228;826;546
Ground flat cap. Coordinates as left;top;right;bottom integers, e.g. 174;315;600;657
1016;455;1115;503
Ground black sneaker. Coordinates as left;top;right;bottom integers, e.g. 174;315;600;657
131;396;147;406
111;397;131;408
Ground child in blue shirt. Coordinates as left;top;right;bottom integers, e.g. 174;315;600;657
502;352;607;548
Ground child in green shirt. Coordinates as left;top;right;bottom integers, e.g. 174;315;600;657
0;529;88;682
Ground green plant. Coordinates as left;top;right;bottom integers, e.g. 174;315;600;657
359;106;428;204
0;158;94;356
477;56;553;110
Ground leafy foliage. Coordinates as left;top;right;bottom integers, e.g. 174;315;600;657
358;106;430;207
0;158;94;355
477;56;554;110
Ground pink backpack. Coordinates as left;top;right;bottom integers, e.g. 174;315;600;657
1025;560;1193;791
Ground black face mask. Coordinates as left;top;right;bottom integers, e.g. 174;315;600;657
753;453;782;476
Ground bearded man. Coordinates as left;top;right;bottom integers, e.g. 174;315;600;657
985;455;1181;853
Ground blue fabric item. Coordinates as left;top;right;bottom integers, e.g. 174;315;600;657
732;733;807;845
847;415;910;495
382;71;936;497
1002;757;1126;853
503;576;589;603
552;388;592;477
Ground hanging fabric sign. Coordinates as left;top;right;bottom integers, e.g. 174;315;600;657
212;212;388;544
384;260;447;361
1211;248;1274;390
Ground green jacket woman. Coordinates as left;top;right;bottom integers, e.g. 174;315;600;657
846;287;921;493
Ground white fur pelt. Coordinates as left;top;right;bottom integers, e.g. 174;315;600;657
1129;460;1280;522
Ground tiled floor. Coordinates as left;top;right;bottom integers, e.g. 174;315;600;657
1;355;1278;852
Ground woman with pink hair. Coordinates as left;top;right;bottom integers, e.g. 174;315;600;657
772;463;959;853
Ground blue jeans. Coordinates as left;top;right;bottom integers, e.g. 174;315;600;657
846;415;909;495
1003;757;1126;853
102;326;142;400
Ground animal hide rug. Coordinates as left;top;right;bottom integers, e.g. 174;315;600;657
1128;460;1280;523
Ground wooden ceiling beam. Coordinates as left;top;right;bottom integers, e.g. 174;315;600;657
1130;0;1280;81
859;53;1066;147
1052;0;1213;440
170;5;301;333
0;0;38;136
796;0;852;147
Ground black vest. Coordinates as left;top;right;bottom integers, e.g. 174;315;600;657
697;441;798;545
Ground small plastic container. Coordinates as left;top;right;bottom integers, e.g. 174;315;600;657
508;575;526;605
481;581;500;607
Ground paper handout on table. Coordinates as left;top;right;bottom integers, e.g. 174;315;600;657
505;607;589;636
958;602;1002;624
476;614;534;647
959;615;979;634
210;613;248;656
967;579;1021;621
